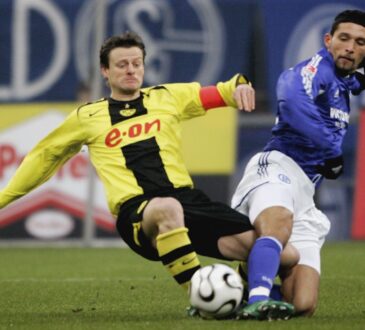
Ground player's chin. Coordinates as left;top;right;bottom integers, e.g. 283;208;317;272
120;86;140;96
337;58;356;70
335;63;355;75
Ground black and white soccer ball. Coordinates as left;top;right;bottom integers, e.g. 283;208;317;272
189;263;243;319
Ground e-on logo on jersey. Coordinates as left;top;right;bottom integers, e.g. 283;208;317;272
105;119;161;148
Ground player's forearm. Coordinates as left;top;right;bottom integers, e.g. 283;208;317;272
0;109;88;209
0;138;83;209
199;74;253;112
217;74;251;108
0;150;60;208
283;105;341;157
0;190;20;209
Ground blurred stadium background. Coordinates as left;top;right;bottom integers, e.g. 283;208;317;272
0;0;365;245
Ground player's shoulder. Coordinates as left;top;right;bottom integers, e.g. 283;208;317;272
317;54;336;79
308;48;335;81
141;85;168;96
76;98;108;116
142;82;200;96
290;49;334;84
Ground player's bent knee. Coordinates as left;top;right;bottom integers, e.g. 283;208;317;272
280;243;300;269
146;197;183;217
254;206;293;244
293;295;317;317
144;197;184;232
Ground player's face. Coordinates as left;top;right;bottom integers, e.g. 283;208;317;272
325;22;365;74
101;46;144;100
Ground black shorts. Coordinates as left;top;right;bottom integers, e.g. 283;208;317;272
116;187;253;261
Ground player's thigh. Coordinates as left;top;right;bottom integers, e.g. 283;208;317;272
217;230;257;261
183;199;254;260
282;264;319;316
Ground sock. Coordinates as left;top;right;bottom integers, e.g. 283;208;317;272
248;236;282;304
270;284;283;301
156;227;200;291
237;261;282;302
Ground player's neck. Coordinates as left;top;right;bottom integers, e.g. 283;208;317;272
110;90;141;101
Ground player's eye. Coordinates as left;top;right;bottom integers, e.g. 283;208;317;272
116;61;128;68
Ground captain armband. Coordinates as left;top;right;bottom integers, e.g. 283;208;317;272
199;86;227;110
199;74;252;110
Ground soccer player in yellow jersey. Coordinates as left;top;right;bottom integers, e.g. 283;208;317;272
0;32;296;319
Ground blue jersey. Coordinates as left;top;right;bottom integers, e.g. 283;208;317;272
264;48;361;184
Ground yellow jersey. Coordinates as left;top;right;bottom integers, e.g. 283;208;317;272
0;74;247;216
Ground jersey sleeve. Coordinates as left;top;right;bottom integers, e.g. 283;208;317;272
216;74;250;108
277;64;342;158
163;82;206;120
0;109;88;209
167;74;250;120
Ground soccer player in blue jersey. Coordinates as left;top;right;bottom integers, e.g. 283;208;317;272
232;9;365;319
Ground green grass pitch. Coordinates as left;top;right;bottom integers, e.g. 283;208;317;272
0;241;364;329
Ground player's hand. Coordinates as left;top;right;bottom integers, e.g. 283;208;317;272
316;155;344;179
233;84;255;112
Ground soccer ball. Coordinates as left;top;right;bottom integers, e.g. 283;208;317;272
189;263;243;319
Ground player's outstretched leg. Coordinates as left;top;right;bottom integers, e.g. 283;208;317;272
235;259;294;321
237;261;284;302
157;227;201;290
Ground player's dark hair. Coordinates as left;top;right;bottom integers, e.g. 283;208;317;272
99;31;146;68
330;10;365;35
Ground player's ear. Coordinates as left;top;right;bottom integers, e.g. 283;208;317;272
100;66;109;79
324;33;332;49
